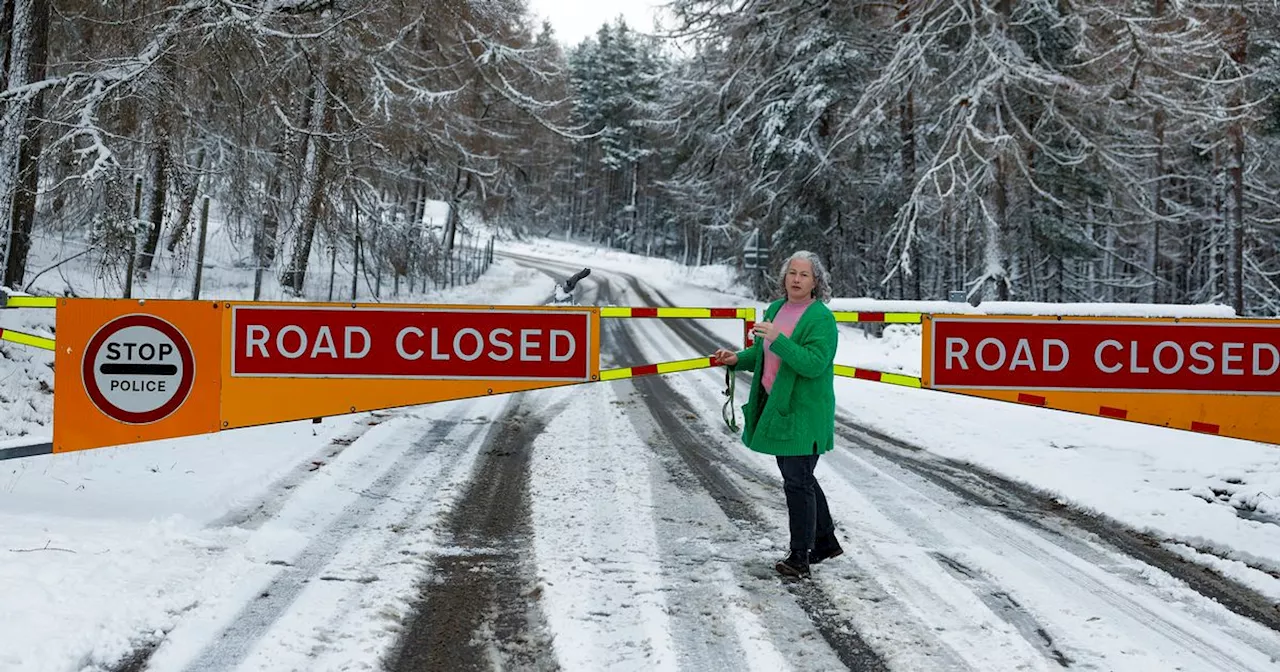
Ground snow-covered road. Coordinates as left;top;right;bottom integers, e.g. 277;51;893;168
3;243;1279;671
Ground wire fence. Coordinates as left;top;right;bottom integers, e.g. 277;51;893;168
10;222;497;305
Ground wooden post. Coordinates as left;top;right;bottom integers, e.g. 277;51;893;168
252;219;264;301
191;196;210;300
327;242;337;302
125;175;141;298
372;220;381;299
351;210;361;302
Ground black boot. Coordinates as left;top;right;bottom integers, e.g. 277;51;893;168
775;550;811;579
810;540;844;565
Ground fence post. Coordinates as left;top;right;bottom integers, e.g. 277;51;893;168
327;243;337;302
191;196;210;300
125;175;141;299
352;229;360;302
372;220;381;299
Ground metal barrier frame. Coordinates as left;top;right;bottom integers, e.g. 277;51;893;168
599;306;755;381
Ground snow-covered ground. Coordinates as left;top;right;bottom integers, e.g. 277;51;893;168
0;240;554;671
1;234;1279;670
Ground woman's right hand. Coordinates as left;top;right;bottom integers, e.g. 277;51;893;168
713;348;738;366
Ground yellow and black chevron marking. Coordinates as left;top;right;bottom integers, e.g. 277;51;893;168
0;295;56;309
834;364;922;388
600;356;720;381
0;327;55;351
832;311;922;324
601;306;755;320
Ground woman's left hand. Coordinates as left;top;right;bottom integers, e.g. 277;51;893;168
753;320;780;341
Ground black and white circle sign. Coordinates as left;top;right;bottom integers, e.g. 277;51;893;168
82;314;195;424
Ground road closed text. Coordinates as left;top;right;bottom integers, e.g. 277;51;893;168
231;307;592;380
931;318;1280;393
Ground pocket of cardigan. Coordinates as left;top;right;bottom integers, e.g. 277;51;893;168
766;411;794;439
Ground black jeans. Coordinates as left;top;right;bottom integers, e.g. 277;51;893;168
776;448;835;554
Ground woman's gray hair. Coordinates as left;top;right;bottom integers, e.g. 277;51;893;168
777;250;832;302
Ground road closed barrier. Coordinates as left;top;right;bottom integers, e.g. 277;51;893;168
11;294;1280;456
50;299;606;453
48;299;756;454
924;315;1280;444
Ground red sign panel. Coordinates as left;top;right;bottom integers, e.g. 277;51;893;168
931;317;1280;393
231;306;592;381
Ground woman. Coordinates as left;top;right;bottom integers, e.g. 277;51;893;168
713;250;843;579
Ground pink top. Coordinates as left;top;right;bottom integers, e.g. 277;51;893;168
762;299;813;394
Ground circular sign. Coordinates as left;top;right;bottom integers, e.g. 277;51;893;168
82;314;195;424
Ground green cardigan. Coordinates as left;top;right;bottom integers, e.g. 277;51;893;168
732;299;839;456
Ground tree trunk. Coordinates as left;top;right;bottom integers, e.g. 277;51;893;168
372;219;381;298
984;156;1011;301
1211;145;1226;302
0;0;36;280
137;130;169;280
167;147;206;253
124;176;141;298
629;161;640;254
191;196;210;300
1227;10;1247;315
898;0;916;180
1150;109;1165;304
1;0;46;289
0;1;15;81
282;68;332;294
254;167;281;301
1230;115;1245;314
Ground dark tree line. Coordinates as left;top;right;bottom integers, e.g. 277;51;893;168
0;0;561;299
547;2;1280;314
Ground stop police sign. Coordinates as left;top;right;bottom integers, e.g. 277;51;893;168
82;314;196;424
931;317;1280;393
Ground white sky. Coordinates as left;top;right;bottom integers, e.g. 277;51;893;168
527;0;663;46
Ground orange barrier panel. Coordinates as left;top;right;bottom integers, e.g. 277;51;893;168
54;299;223;453
923;314;1280;445
53;299;601;453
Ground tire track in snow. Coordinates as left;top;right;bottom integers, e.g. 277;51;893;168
106;414;403;672
928;551;1073;667
837;420;1280;638
388;393;571;672
827;423;1280;670
223;407;504;671
207;412;401;531
161;400;485;672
